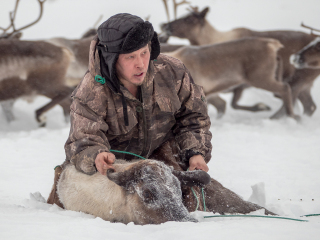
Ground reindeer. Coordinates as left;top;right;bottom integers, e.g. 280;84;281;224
0;0;77;126
164;37;300;120
160;5;320;118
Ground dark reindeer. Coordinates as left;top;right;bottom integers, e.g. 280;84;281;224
161;6;320;118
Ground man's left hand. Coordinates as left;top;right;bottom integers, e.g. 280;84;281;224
189;155;209;172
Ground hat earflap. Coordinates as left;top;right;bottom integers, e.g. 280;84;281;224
150;31;160;60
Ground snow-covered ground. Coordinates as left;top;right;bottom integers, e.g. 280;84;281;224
1;0;320;239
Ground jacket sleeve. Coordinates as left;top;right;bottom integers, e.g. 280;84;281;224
172;66;212;163
64;73;111;175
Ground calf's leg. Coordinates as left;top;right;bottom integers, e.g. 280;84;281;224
203;178;275;215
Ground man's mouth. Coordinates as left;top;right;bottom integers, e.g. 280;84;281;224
134;72;144;77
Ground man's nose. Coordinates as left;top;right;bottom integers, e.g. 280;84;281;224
135;56;144;68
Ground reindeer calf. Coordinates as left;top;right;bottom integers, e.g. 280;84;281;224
57;160;212;225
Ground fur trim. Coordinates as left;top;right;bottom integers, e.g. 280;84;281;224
121;22;152;53
121;21;160;60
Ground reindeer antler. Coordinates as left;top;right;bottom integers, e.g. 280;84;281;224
93;14;103;29
301;22;320;37
162;0;191;22
0;0;46;39
0;0;20;36
173;0;190;19
187;5;199;13
162;0;171;22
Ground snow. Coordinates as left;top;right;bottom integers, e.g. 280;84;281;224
1;0;320;239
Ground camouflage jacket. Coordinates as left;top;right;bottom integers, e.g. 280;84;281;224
64;36;212;175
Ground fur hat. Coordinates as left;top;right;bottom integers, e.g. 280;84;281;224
97;13;160;60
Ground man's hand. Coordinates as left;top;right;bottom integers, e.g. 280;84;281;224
95;152;116;175
189;155;209;172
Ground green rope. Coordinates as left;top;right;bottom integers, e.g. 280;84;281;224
94;75;105;84
202;188;206;212
301;214;320;217
191;187;200;211
109;149;146;159
187;168;206;212
204;214;308;222
54;165;60;170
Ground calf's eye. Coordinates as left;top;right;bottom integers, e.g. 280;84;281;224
142;190;155;202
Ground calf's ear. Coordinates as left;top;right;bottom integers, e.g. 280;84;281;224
172;170;211;187
106;168;137;190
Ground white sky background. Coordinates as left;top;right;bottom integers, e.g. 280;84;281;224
1;0;320;41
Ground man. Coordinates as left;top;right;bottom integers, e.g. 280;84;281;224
47;13;212;209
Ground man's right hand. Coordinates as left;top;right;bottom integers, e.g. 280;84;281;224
95;152;116;175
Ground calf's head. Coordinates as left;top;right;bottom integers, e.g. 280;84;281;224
107;160;210;224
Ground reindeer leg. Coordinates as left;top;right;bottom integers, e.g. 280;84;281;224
298;86;316;116
203;178;275;215
36;87;73;127
0;77;31;122
206;94;226;119
231;84;271;112
250;79;299;120
271;68;320;119
1;99;16;122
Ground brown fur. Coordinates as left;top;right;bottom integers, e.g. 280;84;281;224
165;37;299;120
0;39;74;125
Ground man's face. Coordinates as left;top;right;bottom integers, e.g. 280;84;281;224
116;45;151;88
